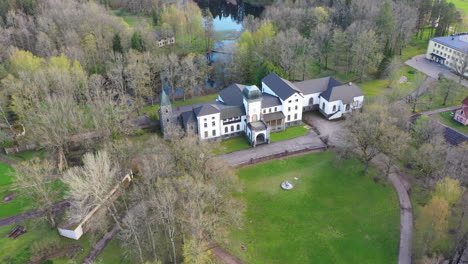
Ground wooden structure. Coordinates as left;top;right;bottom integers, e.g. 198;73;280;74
57;172;133;240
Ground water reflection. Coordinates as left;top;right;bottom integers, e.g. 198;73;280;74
195;0;263;25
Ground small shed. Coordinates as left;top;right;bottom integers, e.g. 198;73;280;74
57;172;133;240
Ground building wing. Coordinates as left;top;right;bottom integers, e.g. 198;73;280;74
262;72;301;100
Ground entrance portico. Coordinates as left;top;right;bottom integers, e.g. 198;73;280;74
246;120;270;147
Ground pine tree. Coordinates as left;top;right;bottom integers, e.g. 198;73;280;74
131;32;145;52
112;34;123;54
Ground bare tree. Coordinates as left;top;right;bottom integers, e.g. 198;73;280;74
13;158;62;227
62;151;123;228
454;54;468;83
23;94;87;170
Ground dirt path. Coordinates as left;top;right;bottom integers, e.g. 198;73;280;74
0;199;69;227
210;245;245;264
81;225;119;264
418;105;461;116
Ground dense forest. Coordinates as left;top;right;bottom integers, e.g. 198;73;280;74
0;0;467;263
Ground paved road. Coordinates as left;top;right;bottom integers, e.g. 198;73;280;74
216;129;326;166
405;54;468;87
304;112;413;264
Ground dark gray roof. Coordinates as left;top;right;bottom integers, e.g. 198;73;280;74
262;72;300;100
247;121;267;131
181;111;196;128
294;77;342;95
320;83;363;104
263;111;285;122
261;94;281;108
218;84;245;106
193;104;220;117
431;35;468;53
220;105;245;119
160;90;171;106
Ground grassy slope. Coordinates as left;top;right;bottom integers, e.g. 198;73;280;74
228;152;400;264
435;111;468;134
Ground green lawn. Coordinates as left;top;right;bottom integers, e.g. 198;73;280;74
434;111;468;134
95;238;132;264
0;220;95;264
270;124;308;142
0;219;128;263
214;124;309;155
227;152;400;264
143;94;218;121
448;0;468;30
401;29;431;62
358;66;419;99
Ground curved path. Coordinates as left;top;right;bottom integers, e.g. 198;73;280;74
303;112;413;264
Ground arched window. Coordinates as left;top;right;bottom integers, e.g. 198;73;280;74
225;127;228;133
237;124;240;130
231;125;234;131
309;98;314;105
332;105;336;112
322;103;325;110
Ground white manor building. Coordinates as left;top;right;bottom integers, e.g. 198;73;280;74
159;72;364;147
426;33;468;72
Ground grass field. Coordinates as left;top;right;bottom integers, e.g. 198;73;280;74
0;220;97;264
228;152;400;264
358;66;420;99
214;124;309;154
143;94;218;121
435;111;468;134
448;0;468;30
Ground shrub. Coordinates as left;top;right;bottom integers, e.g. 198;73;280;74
133;129;145;136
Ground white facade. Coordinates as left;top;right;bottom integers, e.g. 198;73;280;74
162;73;364;142
425;36;468;74
58;225;83;240
282;93;303;124
198;113;221;139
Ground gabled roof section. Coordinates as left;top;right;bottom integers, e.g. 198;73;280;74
294;76;343;95
321;83;364;104
462;96;468;106
261;94;281;108
262;72;300;100
181;111;196;128
160;90;171;106
218;84;245;106
193;104;220;117
220;105;246;120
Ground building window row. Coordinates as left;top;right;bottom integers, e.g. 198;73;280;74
224;124;241;133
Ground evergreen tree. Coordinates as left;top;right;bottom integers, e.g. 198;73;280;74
375;2;394;56
152;8;159;26
131;32;145;52
112;34;123;54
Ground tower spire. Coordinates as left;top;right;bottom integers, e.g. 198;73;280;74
160;89;171;106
